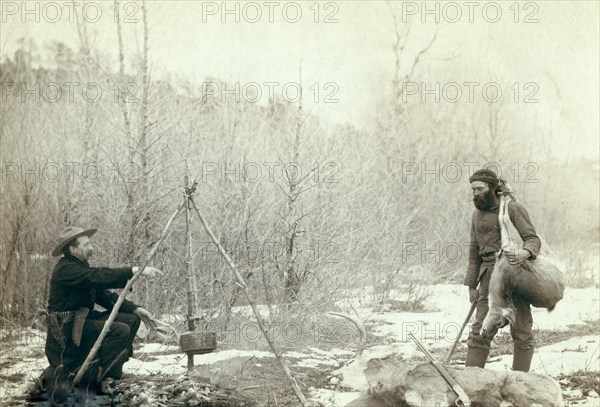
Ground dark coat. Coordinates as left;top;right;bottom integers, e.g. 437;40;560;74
45;254;140;376
464;200;541;288
47;254;138;313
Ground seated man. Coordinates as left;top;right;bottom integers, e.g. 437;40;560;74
44;226;162;390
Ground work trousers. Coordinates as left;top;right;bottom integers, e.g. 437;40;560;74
467;263;536;350
45;310;141;381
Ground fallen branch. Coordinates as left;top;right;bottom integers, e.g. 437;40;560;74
73;202;185;385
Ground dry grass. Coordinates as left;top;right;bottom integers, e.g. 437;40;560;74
557;370;600;397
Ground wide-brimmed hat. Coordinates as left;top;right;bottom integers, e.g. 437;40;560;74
52;226;97;257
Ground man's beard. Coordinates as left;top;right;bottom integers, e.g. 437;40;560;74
84;247;94;259
473;189;498;210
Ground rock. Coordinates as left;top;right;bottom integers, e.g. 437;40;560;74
363;357;564;407
588;390;599;398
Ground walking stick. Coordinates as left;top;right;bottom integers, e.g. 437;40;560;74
445;301;477;363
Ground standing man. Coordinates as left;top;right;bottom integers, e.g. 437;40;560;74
45;226;162;387
464;169;541;372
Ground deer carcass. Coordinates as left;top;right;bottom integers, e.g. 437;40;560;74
482;196;565;334
360;358;564;407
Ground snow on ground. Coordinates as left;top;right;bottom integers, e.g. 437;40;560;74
136;343;180;353
486;335;600;375
531;287;600;330
428;284;600;332
335;334;600;395
127;347;350;377
285;348;354;368
307;347;354;358
367;285;600;350
228;304;274;319
126;349;275;376
366;285;477;351
0;329;48;401
1;285;598;405
337;284;599;406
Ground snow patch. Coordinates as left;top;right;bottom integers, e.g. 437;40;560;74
295;358;338;368
307;347;354;357
137;343;180;353
126;349;275;376
486;335;600;375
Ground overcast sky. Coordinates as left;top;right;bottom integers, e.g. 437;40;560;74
1;1;598;159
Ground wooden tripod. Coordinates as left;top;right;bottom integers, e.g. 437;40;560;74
72;175;308;405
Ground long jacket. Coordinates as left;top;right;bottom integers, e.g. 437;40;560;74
464;199;541;288
47;254;138;314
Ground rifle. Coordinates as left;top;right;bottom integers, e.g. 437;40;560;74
408;332;471;407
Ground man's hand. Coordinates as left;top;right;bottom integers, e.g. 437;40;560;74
504;248;531;265
469;287;478;304
133;307;157;331
132;266;163;278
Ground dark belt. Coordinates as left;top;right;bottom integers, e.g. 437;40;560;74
481;252;498;262
47;307;90;348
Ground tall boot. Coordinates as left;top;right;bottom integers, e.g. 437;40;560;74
512;347;534;372
104;349;129;380
465;347;489;368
